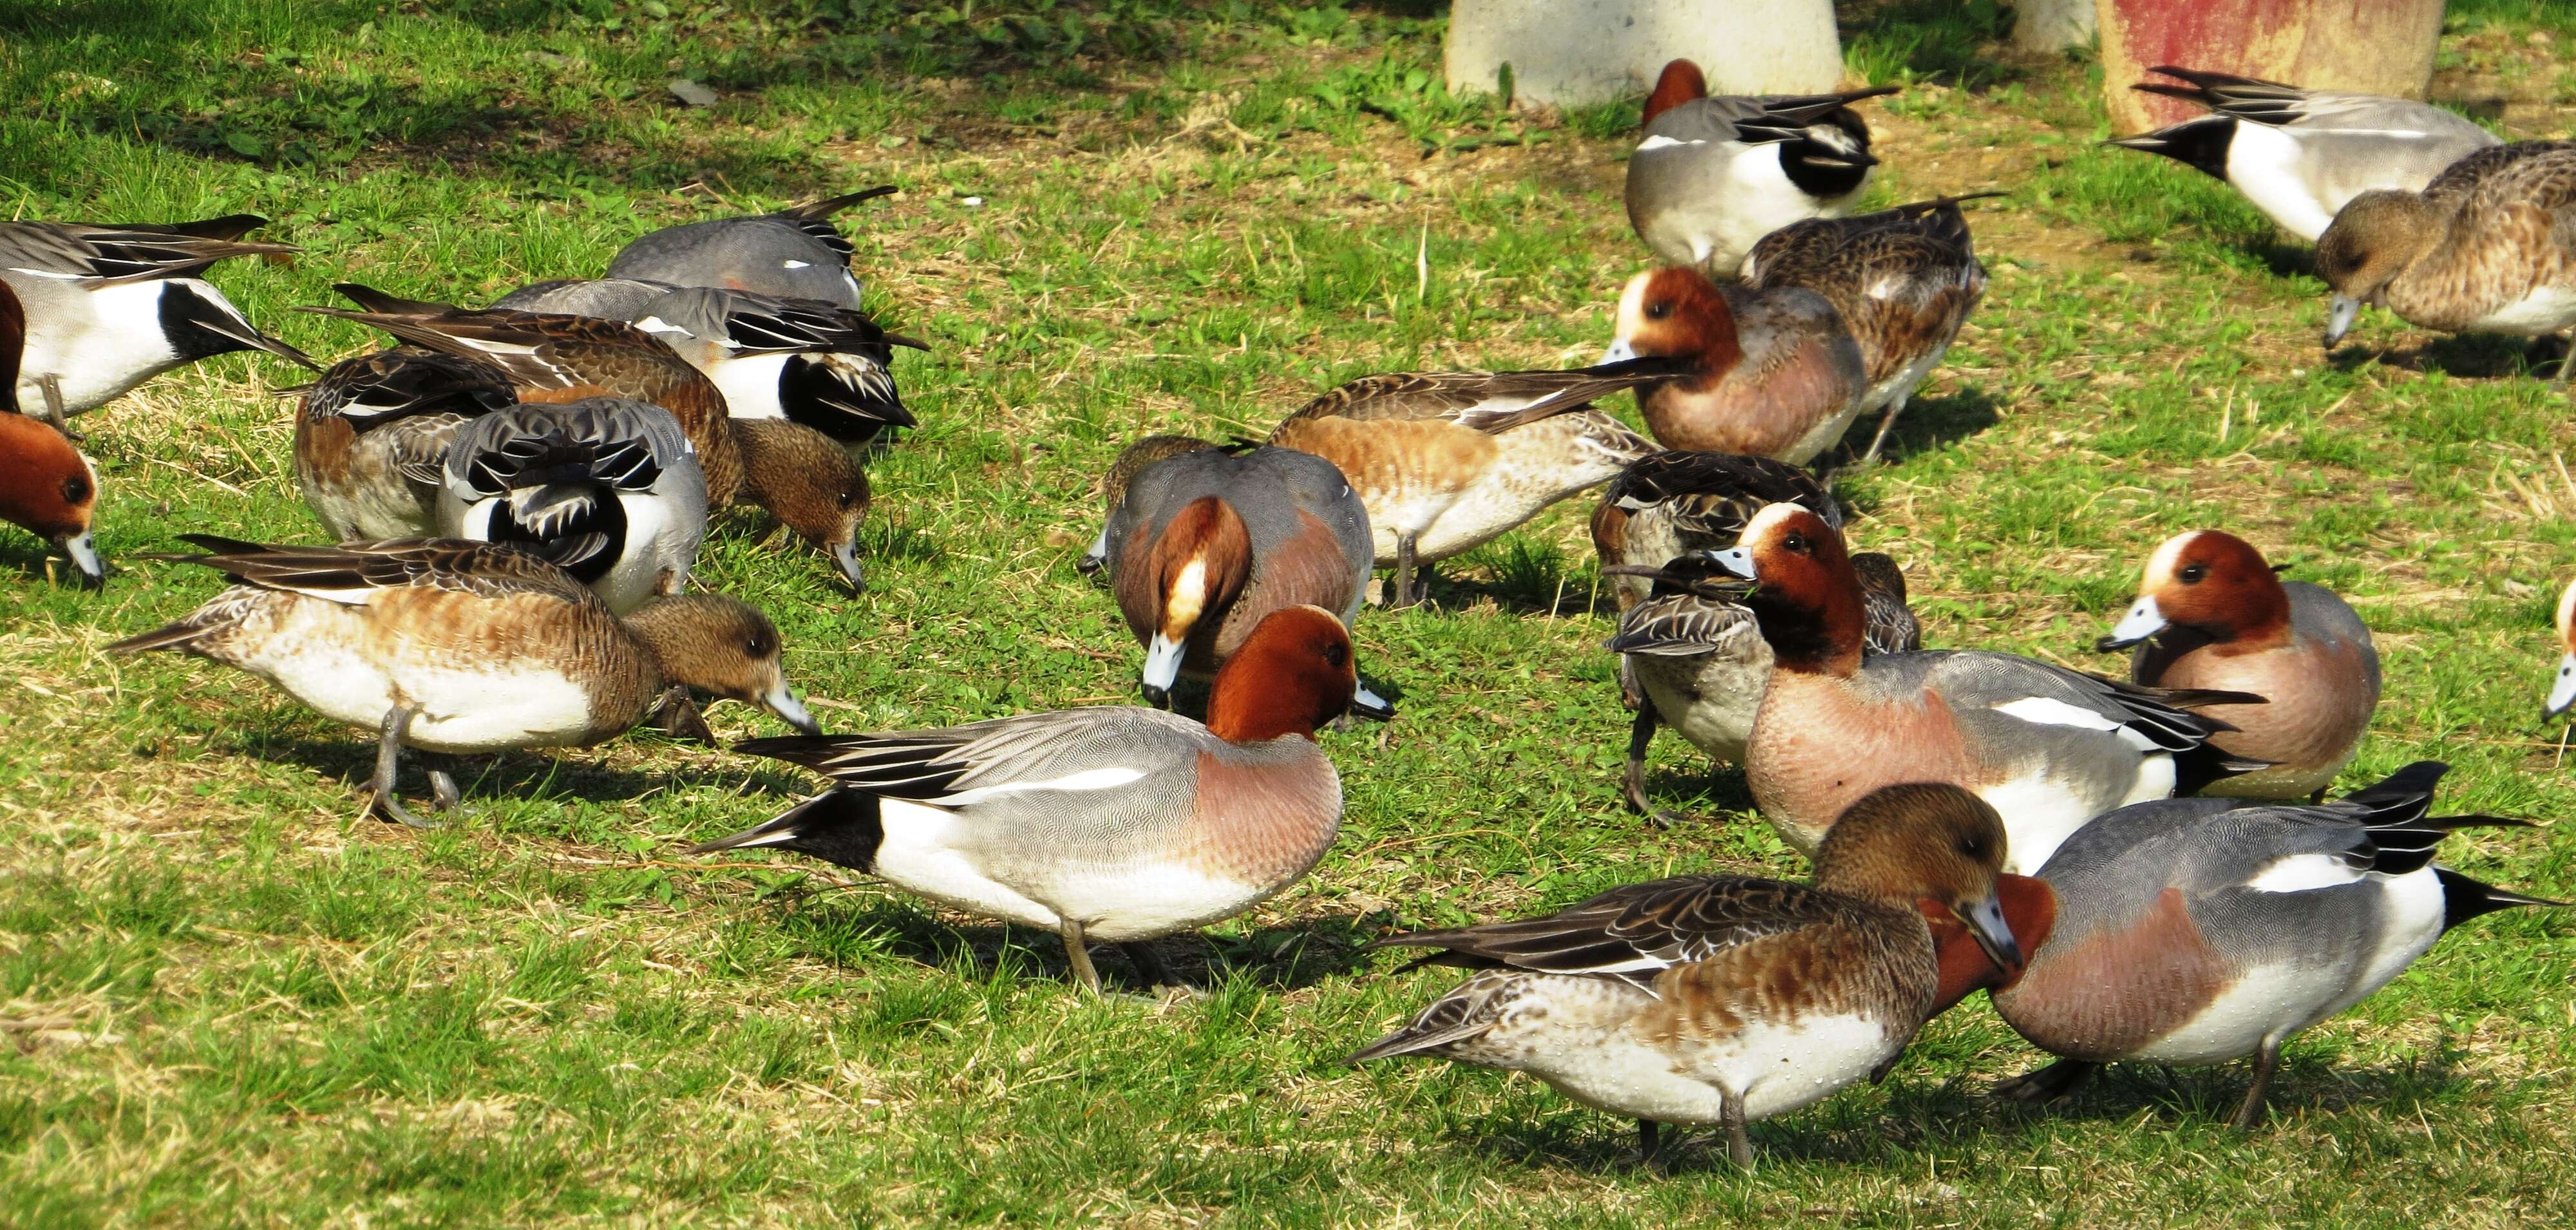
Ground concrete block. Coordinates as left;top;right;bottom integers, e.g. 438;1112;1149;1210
2013;0;2098;52
1444;0;1844;109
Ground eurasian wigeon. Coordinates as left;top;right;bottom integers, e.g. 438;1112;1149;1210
1588;451;1917;824
292;346;518;541
692;604;1365;993
0;214;315;425
1739;194;1994;466
1077;433;1218;578
1265;359;1676;609
1098;442;1387;712
1987;762;2559;1129
1710;504;2264;871
2316;142;2576;359
1622;59;1897;278
493;278;927;450
2097;530;2380;800
2548;578;2576;718
437;398;710;614
305;285;869;590
0;280;103;587
109;536;818;827
1349;782;2019;1169
1600;267;1868;466
603;185;897;309
2112;66;2499;244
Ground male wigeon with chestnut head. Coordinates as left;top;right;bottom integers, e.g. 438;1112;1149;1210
2098;529;2380;801
1097;442;1390;714
1590;451;1918;826
1622;59;1898;278
697;604;1371;994
1265;357;1679;609
1602;266;1867;466
1710;503;2266;872
0;280;104;587
1351;783;2018;1169
1987;762;2559;1130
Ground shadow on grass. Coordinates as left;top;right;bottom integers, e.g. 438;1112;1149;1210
240;732;761;813
2330;334;2564;381
1858;383;2004;468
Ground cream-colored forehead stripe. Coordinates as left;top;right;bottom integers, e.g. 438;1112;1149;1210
2557;576;2576;636
1163;557;1211;631
1612;271;1651;336
1740;500;1810;543
2143;529;2201;586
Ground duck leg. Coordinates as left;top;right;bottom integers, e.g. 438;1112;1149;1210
1853;392;1910;469
428;767;463;813
1719;1087;1753;1169
37;374;77;438
1634;1119;1663;1169
1060;919;1103;994
653;685;717;745
369;704;437;829
1390;535;1421;610
2230;1037;2283;1131
2551;331;2573;387
1622;709;1685;829
1992;1057;2100;1104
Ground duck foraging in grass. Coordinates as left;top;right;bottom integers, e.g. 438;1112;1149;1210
1985;762;2561;1130
108;537;817;828
2315;141;2576;368
0;279;104;588
696;605;1368;994
1350;782;2018;1170
605;185;897;310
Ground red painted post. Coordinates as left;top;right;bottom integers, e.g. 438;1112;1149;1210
2098;0;2447;134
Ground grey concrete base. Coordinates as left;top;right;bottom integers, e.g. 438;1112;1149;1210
1444;0;1844;109
2013;0;2098;52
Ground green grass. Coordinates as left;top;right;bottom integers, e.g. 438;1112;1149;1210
6;1;2576;1224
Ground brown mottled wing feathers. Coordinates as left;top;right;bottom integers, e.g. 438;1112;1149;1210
162;536;591;604
1371;874;1846;992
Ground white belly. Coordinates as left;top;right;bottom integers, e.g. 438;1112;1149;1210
1633;648;1766;765
400;667;601;751
869;800;1280;941
2467;285;2576;336
15;279;184;414
708;352;793;419
1975;754;2169;875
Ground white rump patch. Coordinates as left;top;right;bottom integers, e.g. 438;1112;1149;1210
2244;853;2365;894
925;766;1148;808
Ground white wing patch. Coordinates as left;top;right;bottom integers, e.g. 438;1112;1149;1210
1993;695;2161;753
782;259;812;269
1634;135;1708;153
925;766;1149;808
2244;852;2366;894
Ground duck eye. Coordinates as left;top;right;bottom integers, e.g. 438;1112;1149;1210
1324;642;1349;669
746;636;770;657
61;474;88;504
1958;837;1984;858
1645;301;1671;321
2179;563;2207;583
1783;533;1808;554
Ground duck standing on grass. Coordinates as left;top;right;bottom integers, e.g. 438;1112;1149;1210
1985;762;2560;1130
1350;783;2019;1170
1622;59;1897;279
2316;141;2576;367
695;605;1369;994
109;537;818;827
1266;359;1678;610
1710;504;2266;871
2097;529;2379;801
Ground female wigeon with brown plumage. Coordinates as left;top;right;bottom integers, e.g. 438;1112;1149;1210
1265;359;1678;609
1739;194;1996;466
696;604;1370;994
1097;442;1389;714
1350;782;2020;1169
1600;266;1868;466
1985;762;2559;1130
2096;529;2380;801
304;285;871;590
108;537;819;828
2316;140;2576;362
293;346;519;541
1709;504;2265;873
0;279;106;587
